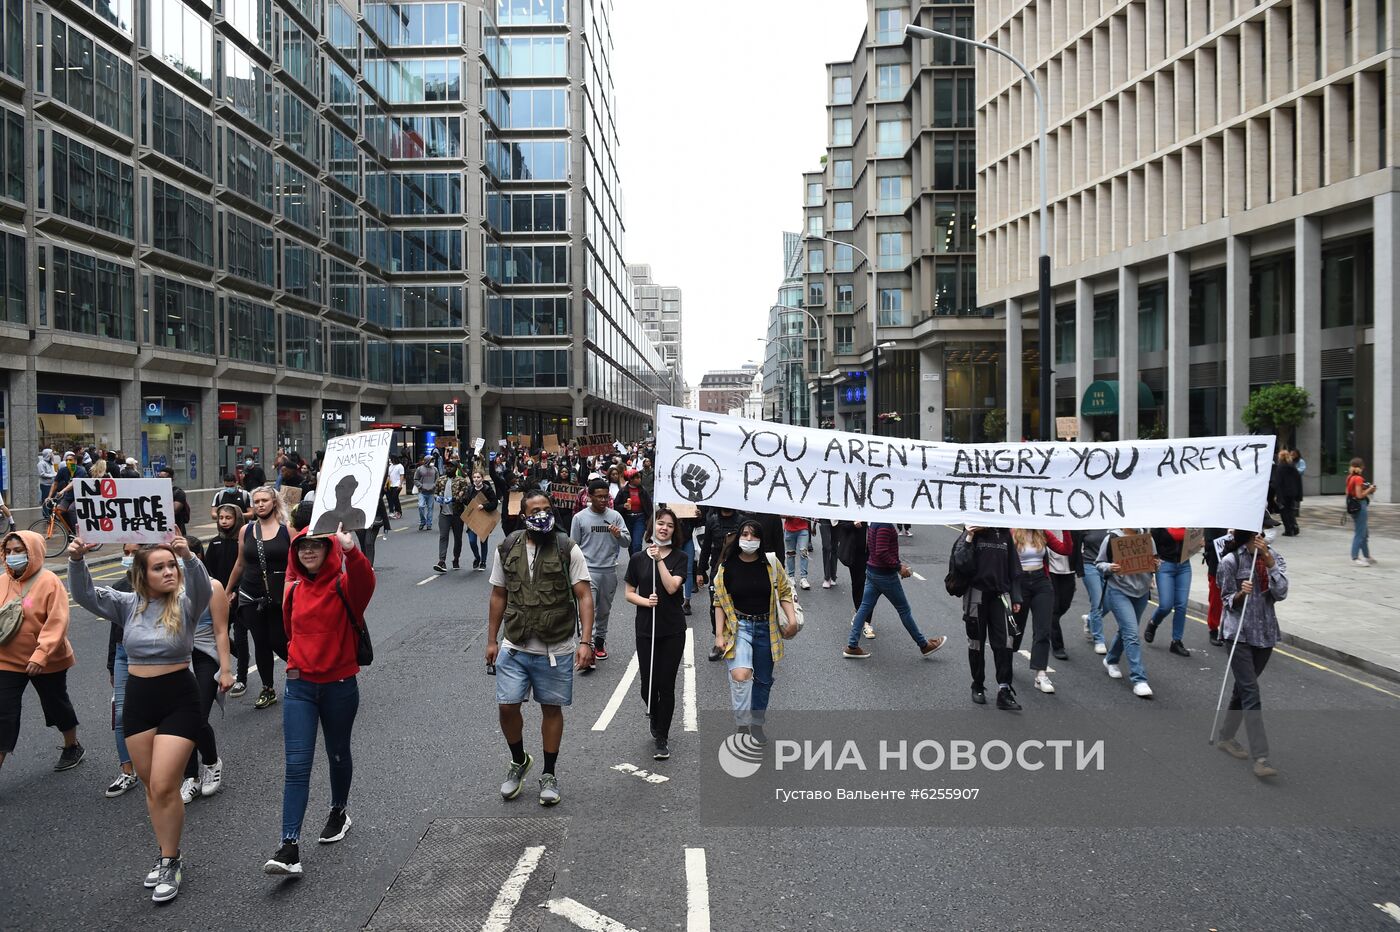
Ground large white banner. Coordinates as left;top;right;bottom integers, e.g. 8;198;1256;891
653;406;1274;531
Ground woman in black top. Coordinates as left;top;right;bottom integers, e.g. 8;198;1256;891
952;526;1024;710
224;487;291;708
624;507;687;761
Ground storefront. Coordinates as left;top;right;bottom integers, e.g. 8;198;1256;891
218;398;264;476
322;407;350;444
277;405;312;457
141;397;201;482
37;390;122;457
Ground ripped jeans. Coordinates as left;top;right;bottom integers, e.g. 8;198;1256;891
280;675;359;843
726;619;774;728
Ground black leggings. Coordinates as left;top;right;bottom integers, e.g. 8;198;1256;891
1012;573;1057;671
184;652;221;778
637;633;685;739
847;562;866;611
240;599;287;691
0;668;79;754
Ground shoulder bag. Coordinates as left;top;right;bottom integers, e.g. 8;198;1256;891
765;552;804;638
0;575;40;645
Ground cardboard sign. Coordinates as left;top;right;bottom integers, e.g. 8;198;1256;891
1110;532;1157;575
308;430;393;534
1182;527;1205;559
72;478;175;543
278;486;303;511
543;434;561;454
549;483;583;508
463;492;500;539
518;434;532;450
576;433;616;458
668;501;700;520
1056;416;1079;440
507;491;524;516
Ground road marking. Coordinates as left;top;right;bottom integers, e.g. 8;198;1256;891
1375;902;1400;923
416;574;440;586
1015;649;1055;674
682;629;698;733
611;762;669;784
910;571;926;581
481;845;545;932
394;527;408;533
542;897;638;931
685;848;711;932
592;652;639;731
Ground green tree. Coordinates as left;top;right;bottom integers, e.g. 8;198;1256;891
982;407;1007;441
1243;383;1314;442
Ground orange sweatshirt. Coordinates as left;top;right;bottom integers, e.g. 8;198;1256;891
0;531;75;674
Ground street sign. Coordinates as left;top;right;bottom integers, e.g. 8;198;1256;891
444;413;457;432
442;403;456;415
575;417;590;428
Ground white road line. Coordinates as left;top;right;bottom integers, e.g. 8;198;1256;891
480;845;545;932
591;652;639;731
685;848;711;932
542;898;638;931
610;762;669;784
1015;649;1055;674
910;571;926;581
416;574;440;586
682;629;698;733
1375;902;1400;923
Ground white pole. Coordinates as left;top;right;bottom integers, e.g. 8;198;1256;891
1208;547;1261;745
647;500;658;720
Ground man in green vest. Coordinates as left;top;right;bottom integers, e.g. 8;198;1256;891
486;490;596;806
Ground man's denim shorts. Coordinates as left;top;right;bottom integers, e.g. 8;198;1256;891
495;647;574;706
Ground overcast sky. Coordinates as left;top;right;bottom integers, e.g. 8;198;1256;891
611;0;868;386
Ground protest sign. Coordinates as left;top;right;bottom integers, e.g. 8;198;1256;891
508;491;524;517
518;434;532;450
474;437;485;455
1056;417;1079;440
463;492;500;539
308;430;393;534
278;486;303;512
576;434;616;458
652;405;1274;531
667;501;700;520
543;434;561;454
1110;533;1157;575
72;479;176;543
1182;527;1205;559
549;483;582;508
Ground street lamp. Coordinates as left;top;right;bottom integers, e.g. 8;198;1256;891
905;22;1053;442
803;233;880;434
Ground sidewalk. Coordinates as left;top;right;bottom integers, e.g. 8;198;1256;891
40;517;222;574
1185;497;1400;683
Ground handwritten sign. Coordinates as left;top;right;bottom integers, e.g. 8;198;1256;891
576;433;616;458
1110;533;1157;575
463;492;500;539
473;437;485;455
548;483;583;509
652;405;1274;531
507;491;524;517
308;430;393;534
1182;527;1205;560
518;434;532;450
1056;417;1079;440
72;479;175;543
543;434;561;454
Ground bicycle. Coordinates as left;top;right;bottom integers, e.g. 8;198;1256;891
29;500;101;559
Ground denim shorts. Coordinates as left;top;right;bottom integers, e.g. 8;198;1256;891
495;647;574;707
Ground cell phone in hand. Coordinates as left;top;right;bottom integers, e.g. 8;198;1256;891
486;662;496;676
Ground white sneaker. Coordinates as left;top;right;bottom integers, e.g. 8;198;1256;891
800;577;810;590
180;777;199;805
105;770;139;798
1353;558;1371;567
862;623;876;639
1133;681;1155;699
1367;557;1378;565
1082;614;1092;640
1034;672;1056;694
1094;642;1108;655
200;759;223;797
821;579;832;589
1103;658;1123;679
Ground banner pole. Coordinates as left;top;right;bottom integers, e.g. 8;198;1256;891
646;496;658;724
1208;546;1260;746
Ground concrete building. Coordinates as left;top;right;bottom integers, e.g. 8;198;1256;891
1;0;668;505
976;0;1398;497
697;364;760;416
627;263;684;403
761;232;811;426
802;0;999;442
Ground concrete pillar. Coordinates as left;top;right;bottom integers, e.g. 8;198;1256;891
918;346;942;442
1075;278;1095;442
309;397;325;454
199;385;217;489
119;378;141;468
9;363;38;506
1374;192;1400;502
1118;266;1140;442
1166;251;1190;438
1224;235;1251;433
261;394;277;467
1294;215;1323;496
1005;299;1023;442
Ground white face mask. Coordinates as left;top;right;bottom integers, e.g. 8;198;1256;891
738;539;761;554
121;556;135;569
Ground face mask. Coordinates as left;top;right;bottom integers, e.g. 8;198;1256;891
525;511;555;535
245;460;254;467
121;556;135;569
5;554;28;572
739;539;761;554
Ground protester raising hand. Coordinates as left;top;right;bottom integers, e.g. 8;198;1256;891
66;537;101;560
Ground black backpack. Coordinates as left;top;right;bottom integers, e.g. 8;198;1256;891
944;535;976;597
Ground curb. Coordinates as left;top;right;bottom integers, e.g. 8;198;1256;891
1186;597;1400;687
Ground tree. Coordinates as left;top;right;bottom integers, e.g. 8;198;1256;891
1242;383;1314;442
982;407;1007;441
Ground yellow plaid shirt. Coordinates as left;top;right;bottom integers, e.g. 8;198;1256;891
713;555;795;663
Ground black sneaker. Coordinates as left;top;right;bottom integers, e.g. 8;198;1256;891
749;724;768;747
433;562;447;573
996;687;1022;711
1143;620;1160;644
451;560;460;570
971;686;987;705
54;742;85;772
263;841;303;876
1209;631;1226;646
653;738;671;761
1052;647;1069;660
254;688;278;710
229;681;248;698
1169;640;1191;657
318;807;351;844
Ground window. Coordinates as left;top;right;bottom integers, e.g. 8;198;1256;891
485;347;568;387
876;7;904;43
148;0;213;91
835;324;854;354
365;227;463;273
49;18;135;136
932;196;975;251
0;0;20;77
485;34;567;77
363;57;461;103
1322;235;1374;328
933;258;976;316
219;43;274;134
832;159;852;188
878;176;907;213
833;199;853;230
147;275;215;354
278;90;321;162
808;215;824;237
877;64;902;100
484;243;567;284
395;341;464;383
366;339;390;382
283;311;324;372
278;18;317;91
485;87;568;129
221;210;275;286
877;232;907;269
277;161;321;234
224;296;276;364
146;80;212;175
808;247;825;273
364;114;461;159
367;170;463;216
835;282;853;313
832;117;852;146
834;243;854;272
0;108;22;204
328;258;360;319
877;119;909;156
1054;303;1076;364
282;242;324;304
485;295;568;335
484;137;568;181
394;285;465;328
1189;268;1226;346
806;181;822;206
364;2;463;46
808;281;825;307
485;189;568;233
878;288;904;326
1249;254;1295;338
49;132;136;238
832;75;852;105
222;0;270;50
329;326;361;378
493;0;567;26
1138;282;1167;353
1093;294;1118;359
0;229;24;324
221;128;274;213
933;135;977;190
50;246;137;341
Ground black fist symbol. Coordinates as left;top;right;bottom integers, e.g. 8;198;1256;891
680;464;710;502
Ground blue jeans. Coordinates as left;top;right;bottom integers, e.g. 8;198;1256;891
1352;499;1371;559
1150;560;1192;641
682;539;695;599
1081;561;1107;645
281;676;359;843
726;619;774;727
468;528;490;564
112;643;130;766
418;492;435;527
847;568;927;649
783;529;810;580
1104;588;1149;685
628;514;647;555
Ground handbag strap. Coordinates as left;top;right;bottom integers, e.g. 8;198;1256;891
253;520;272;594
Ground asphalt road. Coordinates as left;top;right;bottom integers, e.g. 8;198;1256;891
3;522;1400;931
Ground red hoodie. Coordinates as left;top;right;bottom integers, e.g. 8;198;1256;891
282;528;376;683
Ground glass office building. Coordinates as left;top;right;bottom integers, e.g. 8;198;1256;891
2;0;667;503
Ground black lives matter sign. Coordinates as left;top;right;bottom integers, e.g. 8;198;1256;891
72;479;176;544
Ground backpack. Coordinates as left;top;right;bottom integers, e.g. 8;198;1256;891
944;535;975;597
1346;494;1361;515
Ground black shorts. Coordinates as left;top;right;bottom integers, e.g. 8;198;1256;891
123;668;201;742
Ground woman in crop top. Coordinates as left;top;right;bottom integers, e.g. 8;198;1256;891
69;534;223;905
1010;529;1073;696
225;486;292;710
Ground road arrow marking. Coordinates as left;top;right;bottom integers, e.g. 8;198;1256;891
481;845;545;932
592;652;639;731
542;897;638;931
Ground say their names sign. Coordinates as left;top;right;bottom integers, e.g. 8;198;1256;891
308;429;394;534
73;479;175;543
653;405;1274;531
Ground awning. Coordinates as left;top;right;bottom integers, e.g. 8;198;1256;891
1081;380;1156;416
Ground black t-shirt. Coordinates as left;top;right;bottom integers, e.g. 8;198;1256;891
625;548;688;638
723;556;771;617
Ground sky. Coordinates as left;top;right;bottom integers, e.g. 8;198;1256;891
611;0;868;387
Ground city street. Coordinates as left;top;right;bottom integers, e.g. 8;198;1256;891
3;524;1399;931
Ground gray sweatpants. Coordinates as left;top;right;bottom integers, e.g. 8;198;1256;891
590;567;618;647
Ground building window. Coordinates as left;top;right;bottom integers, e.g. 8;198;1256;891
393;284;465;328
878;288;904;326
224;296;276;364
366;339;391;382
485;347;567;387
219;44;274;134
363;57;462;103
878;176;908;213
1054;303;1075;365
808;215;824;238
485;189;568;233
833;199;853;230
329;325;361;378
808;247;825;273
483;137;568;181
833;244;854;272
364;2;463;46
147;275;215;354
484;242;566;284
146;79;213;175
149;0;214;91
835;282;853;313
485;86;568;129
485;34;567;77
808;281;825;307
1093;294;1118;359
50;18;135;137
832;159;853;188
0;229;23;324
1138;282;1167;353
0;108;21;204
149;178;215;265
1249;253;1295;338
831;75;852;105
876;119;909;157
220;126;275;211
485;294;568;335
49;132;135;238
221;211;275;286
875;7;904;43
50;246;137;341
835;324;854;354
933;135;977;190
806;181;822;206
877;232;907;269
282;242;324;304
493;0;566;26
932;196;975;251
877;64;901;100
1322;236;1373;328
283;311;324;373
1189;267;1225;346
832;117;852;146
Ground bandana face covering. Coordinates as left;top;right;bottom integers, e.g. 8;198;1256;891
525;511;555;534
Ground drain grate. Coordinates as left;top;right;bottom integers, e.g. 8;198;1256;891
365;817;569;931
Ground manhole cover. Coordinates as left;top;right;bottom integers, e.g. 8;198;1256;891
365;817;569;931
